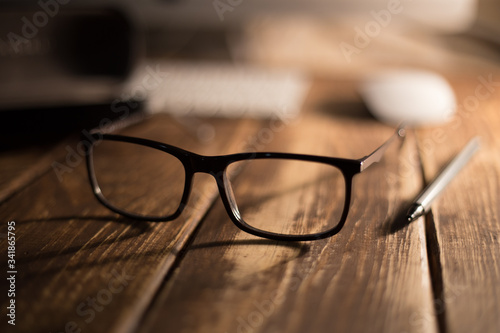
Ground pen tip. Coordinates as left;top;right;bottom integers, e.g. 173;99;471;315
406;204;424;223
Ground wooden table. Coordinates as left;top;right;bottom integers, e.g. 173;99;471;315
1;77;499;333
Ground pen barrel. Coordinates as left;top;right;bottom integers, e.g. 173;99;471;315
416;138;480;210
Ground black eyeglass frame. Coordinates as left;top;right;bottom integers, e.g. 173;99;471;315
84;126;405;241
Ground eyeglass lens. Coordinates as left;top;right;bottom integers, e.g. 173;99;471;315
92;140;186;218
226;159;346;235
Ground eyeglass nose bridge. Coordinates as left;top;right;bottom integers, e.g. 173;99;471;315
188;154;228;175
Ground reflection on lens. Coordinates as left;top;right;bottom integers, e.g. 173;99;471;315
226;159;346;236
92;140;185;218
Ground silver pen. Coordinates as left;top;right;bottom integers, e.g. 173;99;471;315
406;137;481;222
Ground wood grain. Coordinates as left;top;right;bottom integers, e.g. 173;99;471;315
139;83;437;333
0;145;54;203
0;114;260;333
2;75;499;333
416;77;500;333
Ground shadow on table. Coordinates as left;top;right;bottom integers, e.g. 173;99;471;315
14;215;152;266
190;239;310;260
381;200;418;235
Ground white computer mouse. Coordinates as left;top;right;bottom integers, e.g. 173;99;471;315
359;69;456;126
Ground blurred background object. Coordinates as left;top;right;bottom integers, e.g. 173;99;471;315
1;0;500;146
0;3;137;109
2;0;500;110
0;1;140;148
359;69;457;126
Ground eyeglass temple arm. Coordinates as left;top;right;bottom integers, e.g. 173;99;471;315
359;125;406;172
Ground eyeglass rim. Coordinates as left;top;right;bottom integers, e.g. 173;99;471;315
84;126;404;241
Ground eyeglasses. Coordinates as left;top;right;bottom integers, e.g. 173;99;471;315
84;126;405;241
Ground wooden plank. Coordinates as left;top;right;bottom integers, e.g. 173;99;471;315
139;84;438;333
0;114;260;333
0;148;45;191
416;77;500;333
0;141;74;204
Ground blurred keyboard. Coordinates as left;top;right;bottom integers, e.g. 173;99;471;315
126;62;310;119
